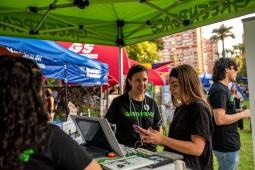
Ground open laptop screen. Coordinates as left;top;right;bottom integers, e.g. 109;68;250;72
75;118;112;152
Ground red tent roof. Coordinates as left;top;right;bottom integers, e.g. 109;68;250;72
129;59;165;86
57;42;164;86
57;42;130;86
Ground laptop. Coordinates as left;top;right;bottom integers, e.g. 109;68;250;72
70;115;125;158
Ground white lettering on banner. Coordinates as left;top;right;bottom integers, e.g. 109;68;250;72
68;43;83;53
82;44;94;54
68;43;98;59
7;47;43;62
6;47;46;69
86;67;101;78
23;54;42;62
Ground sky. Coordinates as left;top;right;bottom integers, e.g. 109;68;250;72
202;13;255;50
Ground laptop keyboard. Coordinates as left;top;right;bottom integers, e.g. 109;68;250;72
82;145;108;158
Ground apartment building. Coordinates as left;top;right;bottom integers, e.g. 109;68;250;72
158;28;218;73
204;39;219;73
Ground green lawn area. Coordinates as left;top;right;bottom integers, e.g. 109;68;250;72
214;119;254;170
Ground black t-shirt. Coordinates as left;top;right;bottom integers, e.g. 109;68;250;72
208;82;240;152
105;93;161;151
164;100;213;170
24;124;93;170
234;97;241;109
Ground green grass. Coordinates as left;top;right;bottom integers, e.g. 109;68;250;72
157;119;254;169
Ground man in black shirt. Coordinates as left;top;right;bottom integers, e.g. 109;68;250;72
208;58;251;170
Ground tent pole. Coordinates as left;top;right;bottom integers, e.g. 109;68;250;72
99;85;103;118
106;85;109;111
64;63;68;121
31;0;58;33
116;20;125;95
118;46;124;94
142;1;182;24
126;1;180;39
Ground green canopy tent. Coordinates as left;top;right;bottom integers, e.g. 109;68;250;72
1;0;255;93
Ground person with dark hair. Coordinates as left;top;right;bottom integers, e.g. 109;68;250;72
0;56;101;170
46;87;55;121
109;85;119;95
208;58;250;170
138;64;213;170
230;84;244;130
105;64;161;151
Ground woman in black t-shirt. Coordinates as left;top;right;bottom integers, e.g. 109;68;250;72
105;64;161;151
138;64;213;170
0;56;101;170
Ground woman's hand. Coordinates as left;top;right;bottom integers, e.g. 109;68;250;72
138;127;206;156
138;127;163;145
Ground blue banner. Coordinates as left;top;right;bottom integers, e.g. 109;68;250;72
0;36;108;85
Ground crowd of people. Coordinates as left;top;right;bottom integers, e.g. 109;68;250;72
0;51;252;170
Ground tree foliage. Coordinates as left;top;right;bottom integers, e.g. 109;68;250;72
234;55;247;77
210;24;235;58
232;43;247;77
151;38;164;50
125;41;160;63
233;43;245;56
170;55;176;62
45;78;59;86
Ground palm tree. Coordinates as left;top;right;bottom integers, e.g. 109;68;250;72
232;43;246;77
225;49;234;58
233;43;245;57
210;24;235;58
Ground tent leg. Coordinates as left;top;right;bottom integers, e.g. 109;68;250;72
99;85;104;118
64;64;68;121
65;82;68;120
106;86;109;111
118;46;124;94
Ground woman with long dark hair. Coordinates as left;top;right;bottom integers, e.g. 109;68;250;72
105;64;161;151
0;56;101;170
138;64;213;170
